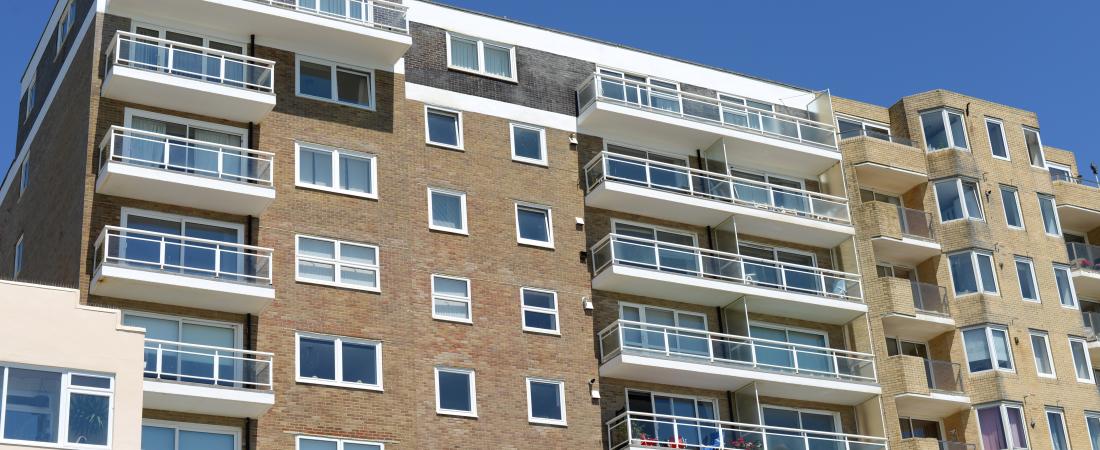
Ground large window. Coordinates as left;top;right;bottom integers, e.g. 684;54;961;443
526;378;566;426
1070;337;1095;383
122;312;240;384
1029;330;1055;378
296;235;380;292
935;178;983;222
432;275;471;323
521;288;559;334
986;118;1010;160
0;365;113;447
976;404;1029;450
1037;194;1061;236
295;144;377;198
297;436;383;450
515;203;554;248
963;326;1013;373
435;367;476;417
13;235;23;277
427;188;468;235
948;251;998;296
296;57;374;109
1015;257;1040;302
899;417;941;439
296;333;382;390
1023;127;1045;168
511;123;547;166
141;421;237;450
837;116;891;140
1086;413;1100;450
1047;409;1071;450
921;109;968;151
1054;265;1078;309
425;107;463;150
1000;186;1024;229
446;32;516;81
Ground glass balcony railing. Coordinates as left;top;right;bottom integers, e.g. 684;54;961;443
584;152;851;225
1082;311;1100;337
897;206;935;241
143;339;273;391
577;73;838;150
909;280;949;316
607;412;887;450
99;126;275;186
591;234;863;303
923;359;964;394
107;31;275;93
1067;242;1100;272
838;128;918;148
93;226;274;286
1051;171;1100;188
930;441;976;450
246;0;409;33
599;320;877;383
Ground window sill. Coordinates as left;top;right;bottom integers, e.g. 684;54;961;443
297;377;383;391
522;327;561;336
518;239;555;249
428;225;469;236
512;156;549;167
433;315;473;325
427;140;465;152
295;92;375;112
295;183;378;200
529;418;568;427
926;146;970;153
437;409;478;418
447;65;518;84
295;277;381;293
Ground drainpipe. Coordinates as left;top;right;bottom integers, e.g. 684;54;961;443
249;35;256;57
244;418;252;450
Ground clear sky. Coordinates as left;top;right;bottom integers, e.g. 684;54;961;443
2;0;1098;171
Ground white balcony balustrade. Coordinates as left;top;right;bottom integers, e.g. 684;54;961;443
141;338;274;417
606;412;887;450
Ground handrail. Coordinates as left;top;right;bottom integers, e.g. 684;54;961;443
606;411;888;450
590;233;863;302
98;126;275;186
1067;242;1100;272
1051;171;1100;188
838;128;918;148
245;0;409;33
598;320;877;383
907;279;949;316
108;31;275;92
1082;311;1100;337
577;72;838;150
584;152;852;225
143;338;273;390
896;205;935;240
93;226;274;285
916;357;964;393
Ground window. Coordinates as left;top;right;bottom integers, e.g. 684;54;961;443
296;57;374;109
55;0;78;57
1054;265;1078;309
122;313;241;384
295;235;380;291
526;378;566;425
427;188;467;234
1038;194;1061;236
446;32;516;81
510;123;547;165
432;275;471;323
435;367;476;417
296;333;382;390
521;288;559;334
1086;413;1100;450
0;365;113;447
1000;186;1024;229
1048;163;1073;183
295;144;376;198
1047;409;1071;450
22;81;34;122
1070;337;1095;383
1023;127;1045;168
948;251;998;296
899;417;941;439
1029;331;1055;378
141;421;238;450
425;107;463;149
17;157;29;197
986;118;1010;160
976;404;1029;450
515;203;553;248
13;235;24;277
934;178;983;222
1015;257;1040;302
836;116;891;140
297;436;383;450
920;109;968;151
962;326;1014;373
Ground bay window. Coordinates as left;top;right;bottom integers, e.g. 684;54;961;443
1070;337;1095;383
963;326;1013;373
948;250;998;296
935;178;983;222
921;109;968;151
976;403;1028;450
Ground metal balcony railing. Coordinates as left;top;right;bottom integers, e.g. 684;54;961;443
577;72;838;150
99;126;275;186
1067;242;1100;272
897;206;935;241
591;234;863;302
909;280;949;316
923;358;964;394
607;412;888;450
598;320;877;383
584;152;851;225
246;0;408;33
93;226;274;286
838;128;918;148
107;31;275;92
1051;171;1100;188
143;339;273;391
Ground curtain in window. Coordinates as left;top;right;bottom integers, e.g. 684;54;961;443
340;155;371;193
336;70;371;106
483;45;512;78
319;0;346;16
188;128;240;178
300;148;333;187
978;408;1007;450
1049;412;1070;450
449;37;479;71
963;329;990;372
127;117;168;167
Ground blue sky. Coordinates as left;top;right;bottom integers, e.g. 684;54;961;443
2;0;1098;170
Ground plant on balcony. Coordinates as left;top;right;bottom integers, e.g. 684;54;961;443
729;436;763;449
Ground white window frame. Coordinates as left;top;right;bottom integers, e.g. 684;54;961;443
294;332;383;391
13;235;23;277
1000;186;1024;230
294;142;378;199
424;106;464;150
1048;163;1073;181
947;250;999;296
520;287;559;335
1037;194;1062;237
933;178;985;223
526;377;567;426
296;435;385;450
1029;330;1056;379
514;202;554;248
431;274;472;324
962;326;1015;374
445;32;518;82
1069;337;1096;383
1047;408;1072;450
124;108;249;146
426;187;468;235
294;55;376;110
141;419;240;450
1085;412;1100;450
920;108;970;152
434;367;477;417
836;114;891;139
1053;264;1079;309
510;123;548;166
0;364;115;449
22;80;34;123
294;235;381;292
985;117;1011;161
975;403;1029;450
1014;257;1040;303
55;0;77;58
1023;126;1046;168
122;310;243;350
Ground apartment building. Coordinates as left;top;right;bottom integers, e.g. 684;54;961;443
0;1;1097;450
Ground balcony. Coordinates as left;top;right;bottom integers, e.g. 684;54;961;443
599;320;879;405
102;32;276;123
877;278;953;341
96;126;276;216
884;356;968;418
590;234;866;324
1067;243;1100;298
90;226;275;314
576;73;840;179
1051;173;1100;232
142;339;273;418
105;0;411;67
1083;311;1100;365
584;152;854;248
858;203;940;265
841;129;927;194
607;412;887;450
